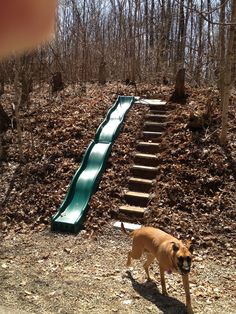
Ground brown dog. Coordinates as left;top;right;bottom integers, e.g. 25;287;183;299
121;223;194;314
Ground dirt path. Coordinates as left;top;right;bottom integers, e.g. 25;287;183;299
0;306;28;314
0;224;235;314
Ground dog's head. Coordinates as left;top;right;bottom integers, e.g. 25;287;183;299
172;240;193;275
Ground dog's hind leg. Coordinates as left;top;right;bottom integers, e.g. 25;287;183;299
143;254;155;280
127;244;143;267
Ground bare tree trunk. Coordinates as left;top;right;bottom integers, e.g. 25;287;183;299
144;0;149;64
205;0;212;81
13;59;24;161
231;1;236;87
0;132;7;160
220;0;236;144
170;68;186;102
0;102;10;160
81;0;88;82
50;72;64;93
149;0;155;49
218;0;226;99
0;104;11;132
19;53;33;109
98;58;106;85
176;0;186;68
195;0;204;85
0;134;2;160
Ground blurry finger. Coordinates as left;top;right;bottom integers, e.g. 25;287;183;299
0;0;57;58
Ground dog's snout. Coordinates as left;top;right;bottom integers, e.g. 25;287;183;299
181;266;190;273
183;260;190;270
178;256;191;274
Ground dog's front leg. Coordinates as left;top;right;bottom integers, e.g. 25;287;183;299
182;274;194;314
143;254;155;280
159;266;168;295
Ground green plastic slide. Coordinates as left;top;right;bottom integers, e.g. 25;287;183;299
51;96;134;233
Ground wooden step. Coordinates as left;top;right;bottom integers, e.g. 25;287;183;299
119;205;147;217
124;191;152;207
150;109;169;115
134;152;158;166
129;177;154;193
149;104;167;111
142;131;163;141
135;99;167;111
144;121;167;132
136;141;161;154
135;99;166;105
131;165;158;179
136;100;175;111
145;114;168;122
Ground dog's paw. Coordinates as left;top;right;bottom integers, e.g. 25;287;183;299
161;290;168;296
126;261;131;267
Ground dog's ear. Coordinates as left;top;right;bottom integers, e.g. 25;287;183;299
172;242;179;253
185;240;194;254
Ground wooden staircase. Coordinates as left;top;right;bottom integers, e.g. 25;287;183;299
119;99;171;219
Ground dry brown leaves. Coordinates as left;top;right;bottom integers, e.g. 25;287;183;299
0;83;235;258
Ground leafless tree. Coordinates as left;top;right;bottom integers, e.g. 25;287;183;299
0;0;235;88
220;0;236;144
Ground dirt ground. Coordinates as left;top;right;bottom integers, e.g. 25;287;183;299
0;224;235;314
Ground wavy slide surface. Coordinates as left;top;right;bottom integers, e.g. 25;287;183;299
51;96;134;233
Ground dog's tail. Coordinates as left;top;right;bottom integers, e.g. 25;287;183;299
121;222;133;237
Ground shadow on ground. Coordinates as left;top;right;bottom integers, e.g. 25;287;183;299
126;270;187;314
